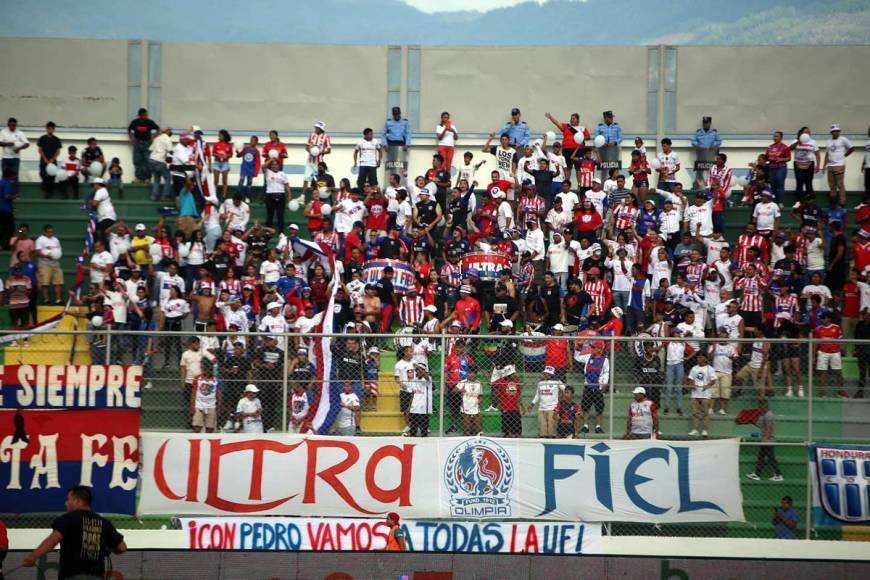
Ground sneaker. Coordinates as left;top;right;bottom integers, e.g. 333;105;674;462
144;382;153;390
355;426;362;435
581;424;590;434
798;387;805;398
485;405;499;412
785;388;794;398
769;475;784;482
746;472;760;481
223;420;234;431
8;341;17;347
266;427;276;433
688;429;699;436
718;409;727;415
594;425;603;434
401;426;411;435
701;430;708;437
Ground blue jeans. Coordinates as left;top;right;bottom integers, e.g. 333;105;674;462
150;160;171;200
613;290;629;313
554;271;569;290
768;166;787;203
2;158;20;196
664;363;684;411
238;173;254;197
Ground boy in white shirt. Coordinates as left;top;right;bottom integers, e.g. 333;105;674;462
454;368;483;436
709;331;738;415
686;352;717;437
529;366;565;438
288;383;310;434
335;382;361;436
235;384;264;433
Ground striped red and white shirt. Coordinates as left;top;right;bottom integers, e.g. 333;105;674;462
518;195;545;222
583;279;613;315
706;165;733;212
685;261;708;288
613;205;640;231
307;131;331;164
440;262;462;288
399;294;425;327
734;275;767;312
735;234;768;269
773;293;798;328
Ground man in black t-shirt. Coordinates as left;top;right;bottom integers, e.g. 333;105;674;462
487;283;519;328
127;107;159;182
24;486;126;578
376;267;399;333
82;137;106;178
377;227;406;260
425;153;451;212
36;121;62;198
252;336;283;430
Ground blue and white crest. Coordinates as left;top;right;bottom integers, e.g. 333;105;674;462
444;438;513;518
815;445;870;523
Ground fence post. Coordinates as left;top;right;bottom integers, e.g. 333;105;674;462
608;337;615;439
805;338;814;540
105;330;112;365
439;335;446;437
281;334;289;433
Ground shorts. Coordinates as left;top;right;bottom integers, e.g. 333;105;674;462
740;310;762;329
816;351;842;371
192;408;217;429
633;179;649;188
304;163;317;181
448;390;462;415
38;262;63;286
628;432;652;440
581;390;605;414
713;371;732;399
213;160;230;173
400;390;413;413
557;423;575;438
501;411;522;436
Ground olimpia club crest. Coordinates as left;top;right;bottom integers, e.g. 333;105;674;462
444;439;514;518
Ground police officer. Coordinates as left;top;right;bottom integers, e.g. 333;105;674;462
692;116;721;189
500;107;530;148
595;110;622;181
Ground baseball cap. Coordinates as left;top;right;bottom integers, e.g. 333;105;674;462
543;366;555;375
592;177;601;184
603;110;614;117
500;319;514;328
552;323;564;331
135;223;146;231
511;107;521;115
592;340;605;350
243;284;254;290
387;511;400;522
288;224;299;231
424;305;437;313
702;116;712;123
91;177;105;185
368;346;380;355
632;386;647;395
419;187;431;196
830;123;841;132
244;384;260;393
450;321;463;328
297;347;308;355
267;302;281;311
314;121;326;131
587;267;600;276
459;285;473;294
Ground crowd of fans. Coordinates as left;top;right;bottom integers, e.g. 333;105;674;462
2;109;870;440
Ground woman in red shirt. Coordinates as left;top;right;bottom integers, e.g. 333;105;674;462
422;270;438;306
765;131;791;204
366;189;389;236
574;198;603;241
212;130;234;199
308;264;330;313
304;190;324;234
262;130;288;185
475;191;498;242
629;149;651;203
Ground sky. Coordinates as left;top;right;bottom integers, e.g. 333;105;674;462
401;0;548;13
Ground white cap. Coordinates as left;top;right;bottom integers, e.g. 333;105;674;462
419;187;431;196
267;302;280;311
552;323;564;331
543;365;555;375
244;384;260;393
314;121;327;131
592;177;602;184
424;304;438;313
502;364;516;375
288;224;299;230
632;386;646;395
611;307;624;319
500;319;514;328
135;223;146;231
368;346;380;354
830;123;841;132
450;321;463;328
459;285;473;294
191;125;202;133
91;177;105;185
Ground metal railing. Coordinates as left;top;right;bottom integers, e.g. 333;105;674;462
2;329;869;541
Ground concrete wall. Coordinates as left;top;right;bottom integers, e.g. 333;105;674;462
0;38;128;127
419;46;649;135
676;46;870;135
160;43;388;133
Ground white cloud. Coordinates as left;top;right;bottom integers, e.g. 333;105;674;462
402;0;545;14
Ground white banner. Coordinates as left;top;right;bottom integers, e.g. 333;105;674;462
140;434;744;523
178;517;602;554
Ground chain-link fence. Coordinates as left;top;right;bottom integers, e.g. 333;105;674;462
2;328;869;541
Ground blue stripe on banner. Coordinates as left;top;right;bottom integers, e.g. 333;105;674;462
0;461;136;515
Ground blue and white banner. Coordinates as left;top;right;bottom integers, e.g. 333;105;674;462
141;434;744;523
179;517;602;554
0;365;143;409
810;443;870;526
